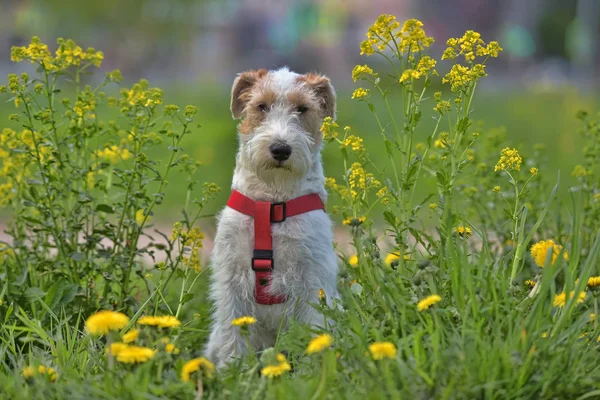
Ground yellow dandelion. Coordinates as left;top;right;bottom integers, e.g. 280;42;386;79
108;342;128;356
138;315;181;328
530;240;568;267
553;291;586;308
588;276;600;288
181;357;215;382
231;316;257;327
524;280;536;288
417;294;442;311
343;216;366;226
530;167;538;175
85;310;129;335
22;365;57;382
115;345;156;364
368;342;397;360
165;343;180;354
261;353;291;378
348;255;359;267
454;226;472;238
385;253;399;267
306;334;333;354
122;329;139;343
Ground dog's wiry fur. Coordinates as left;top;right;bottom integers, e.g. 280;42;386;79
205;68;339;367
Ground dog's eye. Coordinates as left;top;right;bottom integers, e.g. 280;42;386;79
296;105;308;114
257;103;268;112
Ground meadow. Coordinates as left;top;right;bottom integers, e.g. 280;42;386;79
1;15;600;400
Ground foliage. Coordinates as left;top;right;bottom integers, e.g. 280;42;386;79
2;15;600;400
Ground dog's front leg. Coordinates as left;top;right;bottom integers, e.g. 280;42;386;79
205;278;255;367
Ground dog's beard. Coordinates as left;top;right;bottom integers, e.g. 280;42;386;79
243;131;313;180
262;161;292;172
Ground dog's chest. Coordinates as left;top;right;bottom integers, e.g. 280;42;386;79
216;207;332;275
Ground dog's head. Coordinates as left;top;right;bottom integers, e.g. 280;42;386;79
230;68;335;180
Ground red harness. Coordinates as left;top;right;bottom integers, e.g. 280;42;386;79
226;190;325;305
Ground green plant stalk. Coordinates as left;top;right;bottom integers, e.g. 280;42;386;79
121;122;188;304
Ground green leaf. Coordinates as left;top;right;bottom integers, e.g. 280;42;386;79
96;204;115;213
23;287;46;304
180;293;194;305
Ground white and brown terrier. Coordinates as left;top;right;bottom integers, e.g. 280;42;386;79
205;68;339;366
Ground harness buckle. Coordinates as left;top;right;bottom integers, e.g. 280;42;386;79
252;249;274;271
270;202;286;223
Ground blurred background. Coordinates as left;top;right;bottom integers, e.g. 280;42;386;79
0;0;599;220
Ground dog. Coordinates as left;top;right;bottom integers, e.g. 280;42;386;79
204;68;339;367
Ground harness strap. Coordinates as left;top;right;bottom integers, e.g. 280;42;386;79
226;190;325;305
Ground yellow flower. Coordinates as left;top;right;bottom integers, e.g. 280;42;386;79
454;226;472;238
553;291;586;308
351;88;369;100
442;63;487;92
530;167;538;175
397;19;434;53
588;276;600;288
530;240;568;267
135;209;150;226
165;343;180;354
572;164;592;178
493;186;501;193
181;357;215;381
417;294;442;311
122;329;139;343
319;288;326;301
307;334;333;354
348;162;380;191
351;65;376;82
341;134;365;154
231;316;257;327
85;310;129;335
86;171;96;189
368;342;397;360
115;345;156;364
494;147;522;172
97;145;133;164
348;255;359;267
320;116;339;141
22;365;57;381
261;353;291;378
109;342;128;356
138;315;181;328
442;30;501;62
343;216;366;226
359;14;400;55
524;280;536;288
434;100;451;114
385;253;399;267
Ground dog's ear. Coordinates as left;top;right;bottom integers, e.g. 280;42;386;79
230;69;267;119
299;73;336;119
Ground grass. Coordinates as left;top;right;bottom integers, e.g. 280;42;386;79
3;28;600;400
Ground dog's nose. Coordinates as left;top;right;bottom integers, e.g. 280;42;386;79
269;143;292;161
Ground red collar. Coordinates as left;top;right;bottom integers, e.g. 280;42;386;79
226;190;325;305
